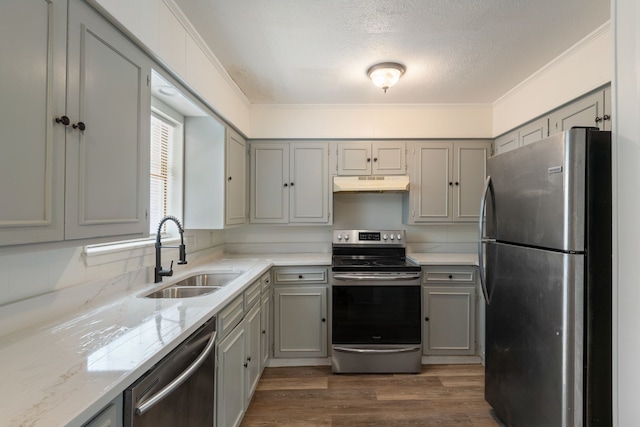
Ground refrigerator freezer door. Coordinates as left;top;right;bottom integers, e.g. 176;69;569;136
485;242;583;427
486;128;587;252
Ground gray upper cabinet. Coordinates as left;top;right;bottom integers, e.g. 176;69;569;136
65;0;151;240
250;142;329;224
549;87;611;133
0;0;151;246
0;0;67;245
494;86;611;157
337;141;406;175
184;117;247;229
407;141;491;223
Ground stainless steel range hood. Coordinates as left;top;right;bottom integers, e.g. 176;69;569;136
333;176;410;193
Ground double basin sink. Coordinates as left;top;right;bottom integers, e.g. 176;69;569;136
142;271;243;299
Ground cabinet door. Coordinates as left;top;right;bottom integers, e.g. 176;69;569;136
337;142;371;175
290;143;329;223
273;286;328;358
0;0;66;245
453;141;490;222
549;90;606;134
250;143;289;223
226;128;246;226
65;0;151;239
519;118;548;146
412;142;452;222
494;131;518;156
217;324;247;427
423;286;476;356
260;288;271;369
372;142;405;175
245;303;261;406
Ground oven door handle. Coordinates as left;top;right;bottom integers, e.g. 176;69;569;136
333;346;421;354
332;274;421;281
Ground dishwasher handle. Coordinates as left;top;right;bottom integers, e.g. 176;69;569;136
136;330;217;416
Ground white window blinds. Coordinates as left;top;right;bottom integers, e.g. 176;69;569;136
150;113;175;234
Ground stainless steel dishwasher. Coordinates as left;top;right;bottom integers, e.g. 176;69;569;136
124;317;216;427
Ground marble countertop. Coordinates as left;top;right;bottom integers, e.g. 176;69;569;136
0;251;473;426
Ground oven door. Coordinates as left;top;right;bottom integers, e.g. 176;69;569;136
331;274;422;373
332;278;421;345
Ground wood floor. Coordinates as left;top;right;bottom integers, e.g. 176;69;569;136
241;364;502;427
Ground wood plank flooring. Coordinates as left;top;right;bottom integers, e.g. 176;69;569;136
241;364;502;427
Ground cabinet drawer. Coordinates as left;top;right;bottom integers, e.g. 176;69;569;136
244;279;262;310
218;295;244;338
260;271;271;293
273;267;328;284
422;267;476;284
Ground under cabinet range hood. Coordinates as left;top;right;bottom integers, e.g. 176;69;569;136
333;175;410;193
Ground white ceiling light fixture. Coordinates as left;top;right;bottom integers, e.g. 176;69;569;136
367;62;406;93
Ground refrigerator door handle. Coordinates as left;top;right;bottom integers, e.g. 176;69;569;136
478;175;494;305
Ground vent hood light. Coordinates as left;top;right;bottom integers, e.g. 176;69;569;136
333;176;410;193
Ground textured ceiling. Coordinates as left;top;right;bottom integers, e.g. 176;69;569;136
174;0;610;105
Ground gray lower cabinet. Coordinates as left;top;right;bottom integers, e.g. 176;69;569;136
216;282;262;427
260;272;272;370
82;395;123;427
422;266;477;356
272;267;329;358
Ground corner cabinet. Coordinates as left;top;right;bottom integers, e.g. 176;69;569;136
272;267;329;358
184;118;247;229
0;0;151;245
250;142;330;224
422;266;477;356
406;141;491;223
337;141;406;176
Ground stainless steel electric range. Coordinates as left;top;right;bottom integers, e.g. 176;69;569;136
331;229;422;374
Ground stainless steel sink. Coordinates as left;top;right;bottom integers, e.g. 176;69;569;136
142;271;243;298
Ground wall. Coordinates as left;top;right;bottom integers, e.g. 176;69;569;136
0;230;224;307
493;22;612;137
612;0;640;424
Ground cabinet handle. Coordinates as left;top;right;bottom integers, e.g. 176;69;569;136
262;330;266;334
298;275;303;279
284;183;288;187
595;116;602;123
367;158;371;162
72;121;86;131
373;157;378;162
247;357;251;362
55;116;70;126
244;362;248;368
321;318;326;322
228;176;232;181
290;182;294;186
448;275;453;279
603;114;611;121
455;182;459;186
449;182;453;186
425;317;430;321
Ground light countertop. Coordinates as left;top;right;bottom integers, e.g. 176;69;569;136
0;251;473;426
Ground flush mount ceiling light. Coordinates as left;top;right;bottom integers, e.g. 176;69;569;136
367;62;406;93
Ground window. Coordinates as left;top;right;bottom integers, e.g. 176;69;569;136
149;109;183;236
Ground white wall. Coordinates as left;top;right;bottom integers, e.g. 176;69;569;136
493;22;612;137
612;0;640;424
249;104;493;139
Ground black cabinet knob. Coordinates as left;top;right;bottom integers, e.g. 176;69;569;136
284;183;288;187
244;362;248;368
228;176;232;181
321;318;326;322
373;158;378;162
425;317;430;321
290;182;294;186
367;158;371;162
262;330;266;334
298;275;303;279
72;121;86;131
449;182;453;186
448;275;453;279
55;116;70;126
455;182;459;186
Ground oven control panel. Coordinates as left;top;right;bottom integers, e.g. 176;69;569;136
333;229;405;245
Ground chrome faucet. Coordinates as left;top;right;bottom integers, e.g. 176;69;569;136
154;215;187;283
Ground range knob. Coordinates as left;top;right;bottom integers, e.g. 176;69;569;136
343;234;350;241
382;234;388;240
337;234;343;241
390;234;395;240
396;234;402;241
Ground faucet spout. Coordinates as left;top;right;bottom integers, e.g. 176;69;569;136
154;216;188;283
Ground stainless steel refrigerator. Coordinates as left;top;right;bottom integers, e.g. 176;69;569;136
478;128;612;427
